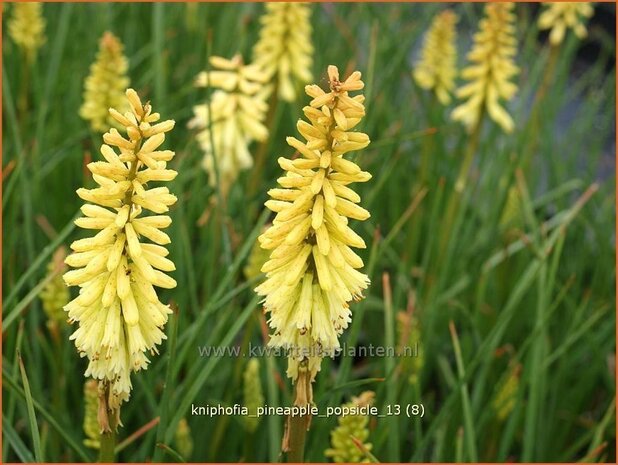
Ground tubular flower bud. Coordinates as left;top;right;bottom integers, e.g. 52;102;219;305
255;66;371;382
397;311;424;386
538;2;594;46
413;10;459;105
83;380;101;449
8;2;46;63
80;32;131;132
451;3;519;134
244;227;271;282
40;248;70;327
64;89;176;411
492;362;521;422
243;358;265;433
188;55;269;194
252;3;313;102
174;419;194;460
500;183;524;233
324;391;375;463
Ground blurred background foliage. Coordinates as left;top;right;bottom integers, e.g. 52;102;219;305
2;2;616;463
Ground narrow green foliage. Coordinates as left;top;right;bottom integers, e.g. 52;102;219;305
2;3;614;463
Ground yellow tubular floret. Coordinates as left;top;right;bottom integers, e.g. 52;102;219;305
451;3;519;133
255;66;371;382
64;89;176;412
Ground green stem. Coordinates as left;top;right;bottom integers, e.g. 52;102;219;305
286;367;312;462
407;90;438;267
449;321;478;462
98;382;117;462
17;51;30;129
521;44;559;172
98;429;117;463
436;110;484;266
534;44;560;111
287;415;308;463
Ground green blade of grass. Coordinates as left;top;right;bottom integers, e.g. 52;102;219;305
173;208;269;371
3;272;56;330
585;397;615;460
382;273;399;461
448;321;478;462
152;307;180;462
3;210;78;315
156;442;186;463
2;366;92;462
265;354;282;462
164;294;260;444
2;416;35;462
17;352;44;462
152;3;166;112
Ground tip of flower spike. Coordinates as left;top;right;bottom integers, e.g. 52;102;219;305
101;31;121;51
327;65;339;83
126;88;144;117
209;55;240;70
305;84;324;98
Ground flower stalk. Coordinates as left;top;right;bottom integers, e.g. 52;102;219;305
98;381;117;462
285;364;312;462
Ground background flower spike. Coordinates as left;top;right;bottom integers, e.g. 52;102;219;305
252;3;314;102
413;9;459;105
451;3;519;134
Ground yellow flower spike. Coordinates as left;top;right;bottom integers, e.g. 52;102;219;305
538;2;594;46
396;310;424;386
8;2;46;63
324;391;375;463
451;3;519;134
40;247;70;329
244;227;272;282
83;380;101;449
64;89;176;418
413;9;459;105
188;54;269;194
253;3;313;102
174;419;194;460
80;32;131;133
492;362;521;422
243;358;265;433
255;65;371;383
